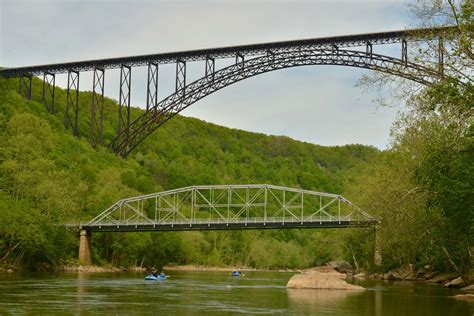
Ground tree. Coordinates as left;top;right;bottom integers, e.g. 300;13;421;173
351;0;473;278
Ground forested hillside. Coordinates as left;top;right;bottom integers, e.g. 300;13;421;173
0;76;379;270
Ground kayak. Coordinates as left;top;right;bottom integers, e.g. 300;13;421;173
144;275;167;281
231;272;241;277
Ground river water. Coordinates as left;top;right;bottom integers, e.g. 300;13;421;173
0;271;472;315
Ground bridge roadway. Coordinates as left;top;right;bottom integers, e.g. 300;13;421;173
0;26;455;77
78;217;378;232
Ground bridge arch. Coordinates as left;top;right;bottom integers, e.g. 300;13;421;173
111;48;441;156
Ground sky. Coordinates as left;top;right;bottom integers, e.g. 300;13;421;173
0;0;416;149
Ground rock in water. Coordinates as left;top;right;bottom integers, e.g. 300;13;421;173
452;294;474;300
286;266;365;290
461;285;474;291
445;277;465;288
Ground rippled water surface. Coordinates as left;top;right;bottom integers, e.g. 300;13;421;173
0;271;472;315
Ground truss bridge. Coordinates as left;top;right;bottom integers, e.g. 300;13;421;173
79;184;378;232
74;184;378;264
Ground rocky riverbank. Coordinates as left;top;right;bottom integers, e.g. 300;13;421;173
286;260;472;290
369;264;471;288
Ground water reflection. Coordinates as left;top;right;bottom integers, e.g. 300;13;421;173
287;288;364;308
76;272;88;307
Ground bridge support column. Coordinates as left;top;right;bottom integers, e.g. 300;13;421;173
65;69;80;135
79;230;92;265
205;56;215;81
117;64;131;138
146;62;159;112
19;74;32;99
235;52;244;68
374;225;382;266
175;59;186;95
42;72;56;114
401;39;408;65
438;36;444;75
89;67;105;147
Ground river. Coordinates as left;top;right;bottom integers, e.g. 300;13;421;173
0;271;472;315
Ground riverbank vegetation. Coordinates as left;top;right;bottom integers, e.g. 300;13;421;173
0;0;471;282
345;0;473;282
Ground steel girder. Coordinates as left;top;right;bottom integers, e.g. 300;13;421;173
110;48;442;156
79;184;378;232
0;26;456;78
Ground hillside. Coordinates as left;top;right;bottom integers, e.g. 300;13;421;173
0;76;379;270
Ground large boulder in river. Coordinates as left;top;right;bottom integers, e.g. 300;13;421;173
287;266;365;290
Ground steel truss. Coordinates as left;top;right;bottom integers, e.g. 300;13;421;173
117;64;131;138
42;72;55;113
80;184;378;232
65;69;80;135
205;56;215;80
146;62;159;111
176;59;186;94
18;74;32;99
0;26;455;77
111;48;442;156
89;67;105;147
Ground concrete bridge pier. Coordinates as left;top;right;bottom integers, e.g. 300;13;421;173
79;229;92;265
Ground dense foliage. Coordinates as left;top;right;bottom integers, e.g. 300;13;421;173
346;0;473;280
0;77;378;270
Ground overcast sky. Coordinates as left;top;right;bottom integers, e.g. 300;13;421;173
1;0;415;149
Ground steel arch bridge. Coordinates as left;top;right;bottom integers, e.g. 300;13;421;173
1;26;454;156
111;48;442;156
78;184;378;232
